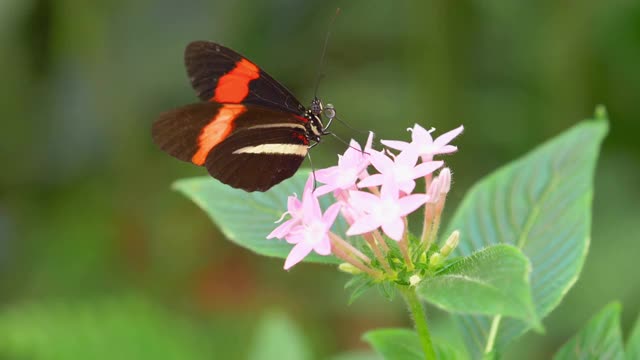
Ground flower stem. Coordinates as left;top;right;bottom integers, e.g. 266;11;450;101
421;202;436;248
330;238;382;279
364;233;394;275
420;174;434;247
400;286;436;360
330;232;370;263
399;221;414;271
427;212;441;250
372;230;389;251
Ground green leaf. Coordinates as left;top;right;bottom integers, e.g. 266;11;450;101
554;302;624;360
625;313;640;360
0;297;211;360
248;310;311;360
173;170;343;264
328;351;382;360
446;114;608;356
345;275;376;304
417;245;539;328
363;328;461;360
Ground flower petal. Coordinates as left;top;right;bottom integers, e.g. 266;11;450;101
364;132;375;153
313;235;332;255
342;140;364;164
314;166;338;183
412;160;444;178
322;202;342;228
380;139;409;151
284;229;305;244
396;146;420;166
346;215;381;236
287;195;302;212
267;219;297;239
340;204;360;225
369;150;394;174
379;179;399;200
302;181;322;219
398;194;429;216
348;190;381;211
396;180;416;195
284;242;313;270
411;124;433;144
381;217;405;241
435;145;458;154
357;174;384;188
313;184;336;197
433;125;464;147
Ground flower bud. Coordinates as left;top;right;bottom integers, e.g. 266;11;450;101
429;252;443;268
409;274;422;287
438;168;452;195
338;263;362;274
427;178;441;203
440;230;460;258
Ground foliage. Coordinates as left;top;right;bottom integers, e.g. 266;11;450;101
446;113;608;357
0;297;211;360
418;244;539;328
554;302;626;360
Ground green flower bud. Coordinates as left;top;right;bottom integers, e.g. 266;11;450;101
338;263;362;274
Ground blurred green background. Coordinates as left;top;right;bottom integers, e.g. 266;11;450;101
1;0;639;359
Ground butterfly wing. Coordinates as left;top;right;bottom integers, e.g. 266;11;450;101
185;41;306;115
152;102;309;191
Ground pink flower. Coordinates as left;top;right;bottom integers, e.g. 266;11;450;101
358;148;443;194
346;182;429;241
314;132;374;196
267;177;310;239
381;124;464;161
268;174;342;269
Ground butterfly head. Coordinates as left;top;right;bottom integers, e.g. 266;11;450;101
306;98;337;142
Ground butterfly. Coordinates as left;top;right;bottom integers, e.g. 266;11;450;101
151;41;335;192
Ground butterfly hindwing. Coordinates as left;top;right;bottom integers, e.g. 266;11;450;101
205;125;309;192
152;102;222;163
151;102;310;191
185;41;305;115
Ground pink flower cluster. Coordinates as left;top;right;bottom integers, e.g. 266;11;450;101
268;124;464;270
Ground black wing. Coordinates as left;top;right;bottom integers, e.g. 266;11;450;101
152;102;309;192
184;41;306;115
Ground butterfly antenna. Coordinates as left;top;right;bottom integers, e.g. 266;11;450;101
313;8;341;99
326;132;368;154
334;115;371;136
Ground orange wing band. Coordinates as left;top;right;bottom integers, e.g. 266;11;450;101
213;59;260;103
191;104;247;165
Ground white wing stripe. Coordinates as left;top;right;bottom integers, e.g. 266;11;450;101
246;123;306;131
233;144;308;156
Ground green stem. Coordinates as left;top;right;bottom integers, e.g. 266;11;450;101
400;286;436;360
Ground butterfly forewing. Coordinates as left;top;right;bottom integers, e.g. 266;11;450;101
185;41;305;115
